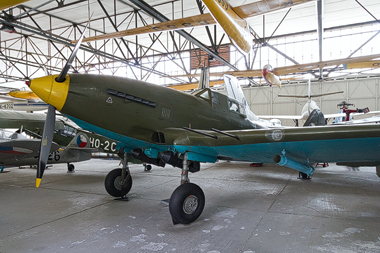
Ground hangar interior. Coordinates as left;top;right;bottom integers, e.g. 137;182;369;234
1;0;380;124
2;0;380;252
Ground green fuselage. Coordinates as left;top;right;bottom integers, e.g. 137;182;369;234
61;74;258;144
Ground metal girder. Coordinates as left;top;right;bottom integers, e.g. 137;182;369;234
263;42;299;65
1;1;188;83
96;0;137;64
126;0;238;71
316;0;323;79
0;17;185;83
195;0;217;53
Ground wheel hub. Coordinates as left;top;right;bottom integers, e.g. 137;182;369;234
183;195;198;214
114;176;123;190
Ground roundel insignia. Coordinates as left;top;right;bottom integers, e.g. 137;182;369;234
76;134;88;148
265;130;283;142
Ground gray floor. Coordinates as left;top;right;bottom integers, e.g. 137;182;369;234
1;159;380;253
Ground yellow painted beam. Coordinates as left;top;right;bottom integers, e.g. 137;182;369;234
9;90;40;100
0;0;30;11
344;61;380;69
167;80;225;91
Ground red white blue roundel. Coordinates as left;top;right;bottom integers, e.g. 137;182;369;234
76;134;88;148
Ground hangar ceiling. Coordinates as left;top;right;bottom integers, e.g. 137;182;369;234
0;0;380;89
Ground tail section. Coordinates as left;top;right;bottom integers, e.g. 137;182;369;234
224;75;259;122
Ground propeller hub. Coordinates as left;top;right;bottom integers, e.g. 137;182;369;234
29;74;70;111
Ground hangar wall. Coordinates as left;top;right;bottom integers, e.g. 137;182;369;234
218;76;380;126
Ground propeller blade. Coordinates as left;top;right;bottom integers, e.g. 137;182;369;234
55;21;90;83
36;104;56;188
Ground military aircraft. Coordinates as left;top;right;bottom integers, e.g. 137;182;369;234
0;129;59;171
0;110;120;171
25;23;380;225
0;131;94;170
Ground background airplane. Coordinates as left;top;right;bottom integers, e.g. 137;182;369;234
0;129;59;172
0;110;118;171
257;79;344;126
0;86;48;111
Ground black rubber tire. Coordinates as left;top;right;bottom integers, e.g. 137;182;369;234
67;164;75;172
104;168;133;197
299;172;309;179
146;165;152;171
169;183;205;224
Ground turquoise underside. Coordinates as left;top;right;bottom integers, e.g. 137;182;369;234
66;115;380;165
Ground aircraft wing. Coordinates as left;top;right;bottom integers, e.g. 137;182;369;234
333;115;380;125
258;112;346;120
344;60;380;69
323;113;346;119
0;0;30;11
273;54;380;76
164;124;380;166
351;110;380;117
75;13;216;43
167;80;224;91
232;0;315;19
8;90;40;100
257;115;303;120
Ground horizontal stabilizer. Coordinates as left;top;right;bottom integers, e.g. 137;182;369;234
279;90;343;98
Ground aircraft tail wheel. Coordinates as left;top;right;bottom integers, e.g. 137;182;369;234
105;168;133;197
169;183;205;225
67;164;75;172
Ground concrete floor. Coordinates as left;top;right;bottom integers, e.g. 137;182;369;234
1;159;380;253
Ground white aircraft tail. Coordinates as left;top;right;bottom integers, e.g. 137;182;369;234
223;75;259;122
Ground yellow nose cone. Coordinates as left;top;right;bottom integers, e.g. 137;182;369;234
29;74;70;111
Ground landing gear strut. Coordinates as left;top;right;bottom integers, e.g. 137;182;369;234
104;152;132;198
169;153;205;225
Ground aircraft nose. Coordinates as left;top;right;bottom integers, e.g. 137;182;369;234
28;74;70;111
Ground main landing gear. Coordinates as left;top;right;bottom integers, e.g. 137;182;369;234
104;153;132;199
169;153;205;225
103;152;205;224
